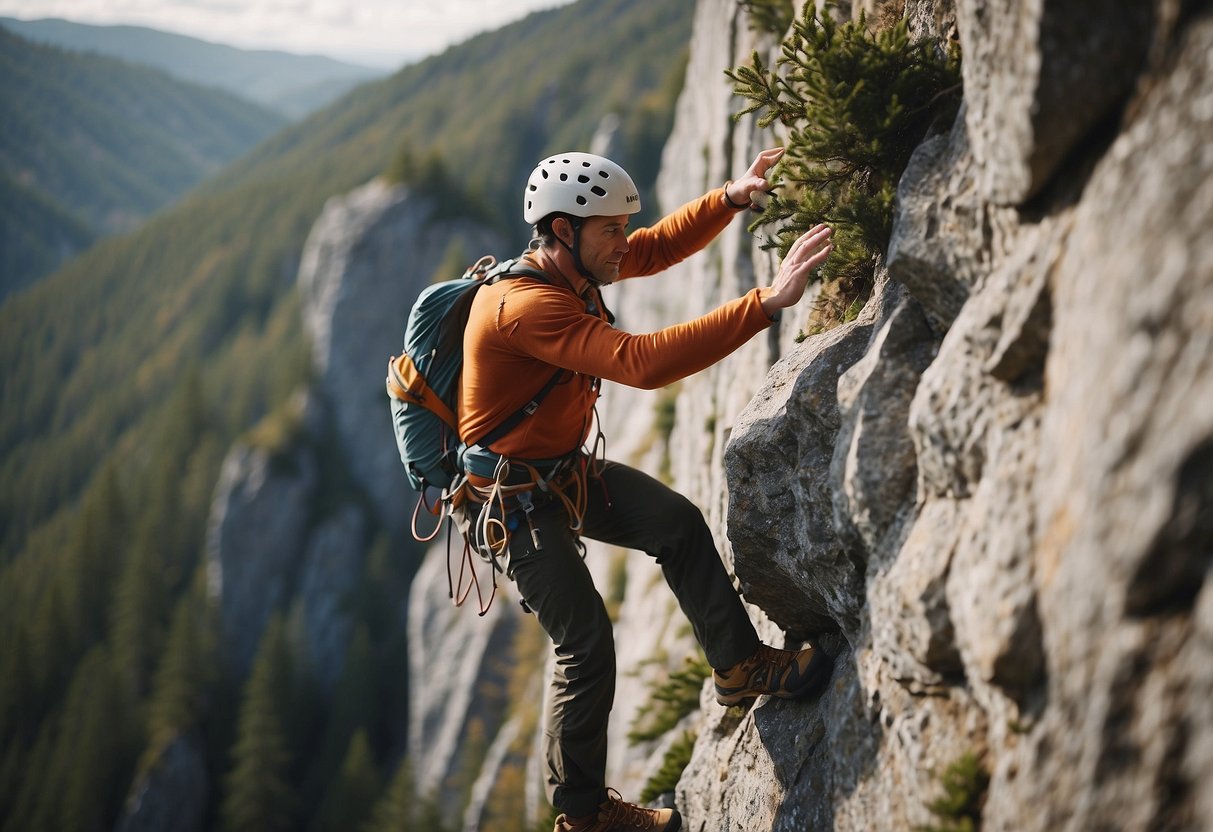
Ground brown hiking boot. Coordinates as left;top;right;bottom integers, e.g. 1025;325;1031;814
713;642;833;706
554;788;681;831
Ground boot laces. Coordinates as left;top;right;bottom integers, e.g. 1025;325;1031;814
745;645;797;688
601;788;659;828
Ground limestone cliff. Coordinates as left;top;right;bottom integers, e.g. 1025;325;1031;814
606;0;1212;830
202;178;503;708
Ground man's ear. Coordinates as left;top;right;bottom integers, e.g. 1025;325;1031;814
551;216;575;246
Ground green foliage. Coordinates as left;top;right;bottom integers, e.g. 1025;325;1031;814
639;729;697;803
222;617;298;832
740;0;796;35
142;577;219;771
385;147;497;229
0;2;692;830
654;385;679;485
726;3;960;299
0;173;95;301
916;752;990;832
243;393;307;472
310;730;383;832
604;549;630;623
0;26;285;292
362;757;415;832
628;652;711;744
433;238;471;285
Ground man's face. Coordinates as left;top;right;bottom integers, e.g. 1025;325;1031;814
573;214;631;284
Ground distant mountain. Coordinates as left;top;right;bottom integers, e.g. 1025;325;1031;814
0;26;286;299
0;0;690;572
0;16;388;118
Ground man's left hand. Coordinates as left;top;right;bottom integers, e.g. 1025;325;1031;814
726;147;784;208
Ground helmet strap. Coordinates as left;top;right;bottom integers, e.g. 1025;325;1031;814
555;217;603;287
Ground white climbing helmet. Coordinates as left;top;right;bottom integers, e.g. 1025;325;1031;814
523;152;641;224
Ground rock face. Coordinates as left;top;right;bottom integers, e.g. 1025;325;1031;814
297;179;504;533
407;542;518;814
205;422;320;679
116;735;209;832
204;182;504;689
653;1;1213;830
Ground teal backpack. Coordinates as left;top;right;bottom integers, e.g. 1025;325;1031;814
386;256;559;496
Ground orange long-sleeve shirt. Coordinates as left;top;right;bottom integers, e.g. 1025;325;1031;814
459;187;772;460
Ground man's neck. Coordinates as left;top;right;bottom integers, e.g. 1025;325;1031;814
526;247;595;296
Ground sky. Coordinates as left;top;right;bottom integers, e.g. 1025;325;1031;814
0;0;573;68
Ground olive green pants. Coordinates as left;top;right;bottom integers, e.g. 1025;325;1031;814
505;461;760;817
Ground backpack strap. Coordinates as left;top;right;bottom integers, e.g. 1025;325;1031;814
465;258;562;449
474;367;564;449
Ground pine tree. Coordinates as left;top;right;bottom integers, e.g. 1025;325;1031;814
61;462;127;655
110;531;170;699
362;757;415;832
11;645;138;832
310;730;383;832
57;645;137;832
142;575;219;770
221;616;297;832
740;0;795;35
0;612;37;745
726;3;960;301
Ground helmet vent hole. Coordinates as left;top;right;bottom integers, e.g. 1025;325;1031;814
528;184;537;191
582;161;591;167
576;195;587;206
590;185;607;197
577;174;590;183
559;173;568;181
562;158;571;164
527;200;532;210
541;169;549;179
599;171;610;179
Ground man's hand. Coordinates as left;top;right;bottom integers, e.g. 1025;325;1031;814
725;147;784;208
759;224;834;317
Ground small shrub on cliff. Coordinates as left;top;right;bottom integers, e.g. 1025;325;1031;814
639;729;697;803
628;652;711;744
740;0;796;35
384;146;495;228
917;752;990;832
726;3;960;314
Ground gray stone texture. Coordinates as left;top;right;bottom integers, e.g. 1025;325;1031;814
297;179;503;533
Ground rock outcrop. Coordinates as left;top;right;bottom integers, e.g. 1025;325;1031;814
203;179;503;704
205;411;321;679
116;735;209;832
651;1;1213;830
297;179;504;533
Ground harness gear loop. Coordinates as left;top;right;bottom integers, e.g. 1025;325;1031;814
411;488;448;543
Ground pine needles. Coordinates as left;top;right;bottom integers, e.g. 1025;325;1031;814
727;3;960;303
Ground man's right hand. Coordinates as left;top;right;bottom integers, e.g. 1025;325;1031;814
759;224;834;317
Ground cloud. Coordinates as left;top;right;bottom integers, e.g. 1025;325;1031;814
0;0;571;66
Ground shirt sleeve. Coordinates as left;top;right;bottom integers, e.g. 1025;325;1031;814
496;282;773;390
620;187;746;279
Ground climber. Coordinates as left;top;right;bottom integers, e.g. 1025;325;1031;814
458;148;835;832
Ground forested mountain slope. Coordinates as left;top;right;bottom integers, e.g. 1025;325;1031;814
1;16;385;117
0;26;286;298
0;1;692;829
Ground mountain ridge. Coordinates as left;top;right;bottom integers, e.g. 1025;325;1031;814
0;25;287;299
0;3;693;828
0;16;387;117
